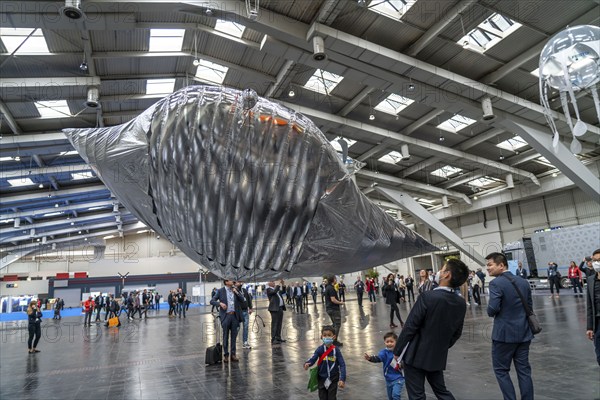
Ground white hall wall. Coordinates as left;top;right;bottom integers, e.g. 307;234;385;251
411;187;600;270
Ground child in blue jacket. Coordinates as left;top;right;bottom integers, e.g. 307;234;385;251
364;332;405;400
304;325;346;399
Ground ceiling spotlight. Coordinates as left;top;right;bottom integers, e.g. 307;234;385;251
38;183;44;189
14;155;21;161
205;8;212;15
54;203;59;208
71;222;75;225
473;195;478;200
288;89;295;97
552;172;558;177
84;237;88;241
499;154;505;160
78;230;82;234
462;40;470;48
439;135;445;142
357;0;367;7
192;59;201;67
369;113;375;121
79;61;88;71
515;150;520;155
407;83;415;91
61;0;85;19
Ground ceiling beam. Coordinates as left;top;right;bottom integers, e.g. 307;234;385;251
0;99;22;134
405;0;478;57
0;76;100;88
358;169;472;204
501;119;600;202
279;100;540;185
0;163;91;178
0;211;129;235
357;109;444;162
432;160;600;220
1;184;108;204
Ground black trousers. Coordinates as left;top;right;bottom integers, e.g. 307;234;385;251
295;296;303;313
318;377;338;400
549;276;560;294
404;363;455;400
406;286;415;301
473;285;481;305
95;306;103;321
389;302;403;325
84;310;93;325
270;309;284;341
339;291;345;302
570;278;583;293
28;323;41;349
326;308;342;339
357;291;364;306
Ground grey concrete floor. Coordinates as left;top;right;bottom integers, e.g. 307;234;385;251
0;292;598;399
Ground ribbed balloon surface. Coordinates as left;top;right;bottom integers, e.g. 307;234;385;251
64;86;437;279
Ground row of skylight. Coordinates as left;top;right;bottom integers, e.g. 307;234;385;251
430;165;502;188
148;21;245;51
458;13;522;54
6;172;94;187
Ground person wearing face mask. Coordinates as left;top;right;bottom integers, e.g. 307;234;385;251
393;259;469;400
27;300;43;354
584;249;600;366
304;326;346;399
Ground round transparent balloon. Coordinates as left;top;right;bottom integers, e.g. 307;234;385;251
540;25;600;91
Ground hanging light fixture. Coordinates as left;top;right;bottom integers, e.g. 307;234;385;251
460;14;469;48
288;86;295;97
369;95;375;120
192;32;201;66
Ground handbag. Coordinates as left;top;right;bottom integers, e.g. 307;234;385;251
501;274;542;335
307;345;335;392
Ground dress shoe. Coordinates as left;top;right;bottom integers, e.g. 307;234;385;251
390;323;398;328
230;355;239;362
223;356;229;363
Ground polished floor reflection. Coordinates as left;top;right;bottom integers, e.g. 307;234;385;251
0;292;598;399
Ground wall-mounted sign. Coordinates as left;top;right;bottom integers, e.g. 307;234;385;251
5;283;18;288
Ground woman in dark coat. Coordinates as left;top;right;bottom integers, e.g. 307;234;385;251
27;300;43;353
383;273;404;329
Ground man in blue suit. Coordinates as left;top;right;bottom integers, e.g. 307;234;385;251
210;279;246;362
486;252;534;400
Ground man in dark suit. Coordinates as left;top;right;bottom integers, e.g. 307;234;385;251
516;262;528;279
486;252;534;400
267;280;287;344
210;279;246;362
393;259;469;400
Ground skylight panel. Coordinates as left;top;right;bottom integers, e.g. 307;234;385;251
194;59;229;84
8;178;35;187
458;13;522;53
0;28;49;54
43;211;63;217
214;20;246;38
72;171;94;180
330;137;357;152
378;150;403;165
149;29;185;52
468;176;498;188
369;0;417;20
418;198;435;204
146;78;176;95
431;165;463;178
60;150;79;156
530;68;540;77
35;100;71;118
437;114;477;133
374;93;414;115
496;135;528;151
0;156;14;162
303;69;343;95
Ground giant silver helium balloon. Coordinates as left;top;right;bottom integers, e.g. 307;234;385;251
64;86;436;279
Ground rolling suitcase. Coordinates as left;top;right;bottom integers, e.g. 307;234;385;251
205;315;222;365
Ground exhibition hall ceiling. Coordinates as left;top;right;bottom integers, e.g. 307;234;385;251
1;0;599;258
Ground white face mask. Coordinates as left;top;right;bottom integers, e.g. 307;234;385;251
434;271;441;284
593;261;600;272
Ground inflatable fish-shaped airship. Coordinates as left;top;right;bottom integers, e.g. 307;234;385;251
64;86;436;279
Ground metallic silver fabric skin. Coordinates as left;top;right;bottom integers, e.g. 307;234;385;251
64;86;436;279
